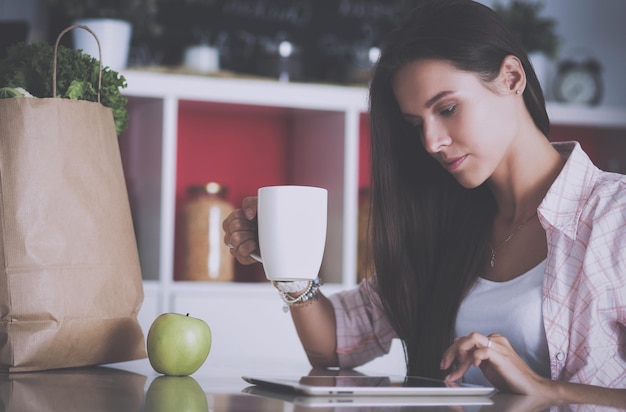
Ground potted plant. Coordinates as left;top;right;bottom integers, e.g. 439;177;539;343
493;0;560;92
46;0;161;70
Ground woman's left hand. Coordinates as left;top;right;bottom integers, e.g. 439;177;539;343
440;332;551;395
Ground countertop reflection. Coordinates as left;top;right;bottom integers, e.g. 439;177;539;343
0;358;621;411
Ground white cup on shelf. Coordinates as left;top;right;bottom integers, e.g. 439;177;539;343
184;45;220;74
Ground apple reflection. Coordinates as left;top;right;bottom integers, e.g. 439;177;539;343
144;375;209;412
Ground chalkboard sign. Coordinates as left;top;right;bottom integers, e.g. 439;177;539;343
155;0;414;83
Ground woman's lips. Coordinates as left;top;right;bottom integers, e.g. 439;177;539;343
442;155;467;172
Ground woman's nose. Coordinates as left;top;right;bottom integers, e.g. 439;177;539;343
421;120;451;154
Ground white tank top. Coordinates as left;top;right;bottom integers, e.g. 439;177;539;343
454;259;551;386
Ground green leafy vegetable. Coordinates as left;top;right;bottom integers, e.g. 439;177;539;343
65;79;96;100
0;42;128;135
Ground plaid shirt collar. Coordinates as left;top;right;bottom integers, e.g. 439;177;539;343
538;141;598;241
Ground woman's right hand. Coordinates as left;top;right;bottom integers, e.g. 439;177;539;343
222;196;259;265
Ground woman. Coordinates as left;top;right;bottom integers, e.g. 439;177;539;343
223;0;625;404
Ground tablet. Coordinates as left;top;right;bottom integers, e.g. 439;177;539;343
241;375;495;397
242;385;494;407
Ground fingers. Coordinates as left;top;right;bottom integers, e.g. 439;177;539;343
441;332;498;382
442;333;547;394
440;332;489;369
241;196;258;220
222;197;259;264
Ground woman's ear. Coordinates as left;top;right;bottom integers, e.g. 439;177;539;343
498;55;526;95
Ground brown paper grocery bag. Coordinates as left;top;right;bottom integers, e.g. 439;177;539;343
0;25;146;372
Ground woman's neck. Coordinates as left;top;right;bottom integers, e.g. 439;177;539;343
488;129;565;224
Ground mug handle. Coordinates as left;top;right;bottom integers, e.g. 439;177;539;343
250;253;262;263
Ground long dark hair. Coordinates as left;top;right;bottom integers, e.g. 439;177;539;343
368;0;549;378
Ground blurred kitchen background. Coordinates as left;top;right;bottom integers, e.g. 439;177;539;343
1;0;625;106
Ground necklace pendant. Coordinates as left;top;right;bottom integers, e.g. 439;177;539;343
488;212;537;269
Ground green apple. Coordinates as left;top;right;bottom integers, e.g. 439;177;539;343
147;313;212;376
144;375;209;412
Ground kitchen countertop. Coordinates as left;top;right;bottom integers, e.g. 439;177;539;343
0;356;620;411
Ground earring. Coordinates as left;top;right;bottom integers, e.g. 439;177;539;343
515;90;522;94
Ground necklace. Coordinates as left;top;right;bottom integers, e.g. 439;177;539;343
488;212;537;268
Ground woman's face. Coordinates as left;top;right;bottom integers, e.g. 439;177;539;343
392;58;518;188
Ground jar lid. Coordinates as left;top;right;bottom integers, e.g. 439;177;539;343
187;182;227;196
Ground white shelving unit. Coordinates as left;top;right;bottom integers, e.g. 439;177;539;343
547;103;626;128
120;70;626;373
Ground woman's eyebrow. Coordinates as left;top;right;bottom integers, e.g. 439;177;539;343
425;91;454;108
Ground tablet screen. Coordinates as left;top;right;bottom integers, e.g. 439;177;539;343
299;375;455;388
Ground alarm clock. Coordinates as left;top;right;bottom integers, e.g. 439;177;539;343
553;58;603;105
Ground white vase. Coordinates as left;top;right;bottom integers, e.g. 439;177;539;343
73;18;132;72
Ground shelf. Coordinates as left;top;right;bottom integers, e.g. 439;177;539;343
547;102;626;129
169;280;345;295
121;70;368;289
123;70;626;129
123;70;368;112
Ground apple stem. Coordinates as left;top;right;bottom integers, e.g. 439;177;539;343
186;313;189;317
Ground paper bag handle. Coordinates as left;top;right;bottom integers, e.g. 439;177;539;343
53;24;103;103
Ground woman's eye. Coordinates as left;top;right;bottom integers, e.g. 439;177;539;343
440;104;457;116
403;118;423;129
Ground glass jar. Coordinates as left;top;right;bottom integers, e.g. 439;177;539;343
182;182;234;281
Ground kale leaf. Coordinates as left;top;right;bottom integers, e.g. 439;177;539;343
0;42;128;135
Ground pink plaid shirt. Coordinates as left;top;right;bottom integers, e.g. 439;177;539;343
329;142;626;387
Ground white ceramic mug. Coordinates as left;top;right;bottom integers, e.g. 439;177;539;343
250;185;327;281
